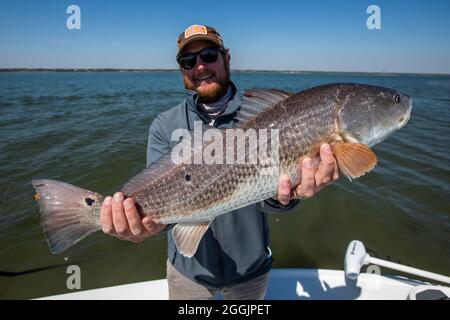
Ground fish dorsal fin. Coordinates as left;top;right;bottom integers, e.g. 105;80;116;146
172;221;212;258
332;142;378;181
121;152;179;196
235;89;292;126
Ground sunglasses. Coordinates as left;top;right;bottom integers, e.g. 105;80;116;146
177;47;224;70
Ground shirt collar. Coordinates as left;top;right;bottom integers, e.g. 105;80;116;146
184;82;241;120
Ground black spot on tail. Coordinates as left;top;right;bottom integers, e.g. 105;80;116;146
85;197;95;206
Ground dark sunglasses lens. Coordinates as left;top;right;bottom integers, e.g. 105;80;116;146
199;47;219;63
179;54;197;69
178;47;220;69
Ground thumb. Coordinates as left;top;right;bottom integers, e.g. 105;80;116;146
142;216;164;234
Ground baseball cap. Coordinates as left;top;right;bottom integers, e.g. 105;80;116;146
177;25;224;56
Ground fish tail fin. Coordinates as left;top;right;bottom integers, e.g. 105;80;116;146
32;179;103;254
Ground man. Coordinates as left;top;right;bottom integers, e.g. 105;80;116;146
100;25;338;299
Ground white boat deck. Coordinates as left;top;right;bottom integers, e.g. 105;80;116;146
37;268;449;300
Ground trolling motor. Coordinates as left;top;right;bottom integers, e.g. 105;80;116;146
344;240;450;285
344;240;370;280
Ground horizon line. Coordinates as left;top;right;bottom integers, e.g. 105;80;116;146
0;68;449;77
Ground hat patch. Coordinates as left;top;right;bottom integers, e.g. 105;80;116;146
185;25;207;39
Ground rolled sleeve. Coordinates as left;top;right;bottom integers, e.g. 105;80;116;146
259;198;300;214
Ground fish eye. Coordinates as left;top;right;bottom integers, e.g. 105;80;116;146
394;94;401;104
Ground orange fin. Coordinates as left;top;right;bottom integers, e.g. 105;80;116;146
172;221;212;258
332;142;377;181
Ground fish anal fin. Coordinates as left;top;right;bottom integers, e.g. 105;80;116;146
172;221;212;258
332;142;377;180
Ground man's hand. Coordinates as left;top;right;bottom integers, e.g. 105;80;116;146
275;143;339;205
100;192;166;242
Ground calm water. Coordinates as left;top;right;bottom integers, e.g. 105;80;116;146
0;71;449;299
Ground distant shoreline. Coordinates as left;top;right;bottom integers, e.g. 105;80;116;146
0;68;449;77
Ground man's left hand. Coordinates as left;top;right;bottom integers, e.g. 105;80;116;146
274;143;339;205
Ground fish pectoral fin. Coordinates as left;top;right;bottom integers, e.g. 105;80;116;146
172;221;212;258
332;142;377;181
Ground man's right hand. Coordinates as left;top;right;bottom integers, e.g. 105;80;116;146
100;192;165;243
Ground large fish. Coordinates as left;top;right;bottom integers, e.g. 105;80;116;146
32;83;412;257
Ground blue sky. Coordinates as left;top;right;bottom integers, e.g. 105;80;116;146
1;0;449;73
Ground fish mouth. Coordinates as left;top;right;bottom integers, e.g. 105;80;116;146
397;101;412;129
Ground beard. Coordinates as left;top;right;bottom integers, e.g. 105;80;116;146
182;61;230;103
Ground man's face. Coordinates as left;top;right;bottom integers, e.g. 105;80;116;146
179;40;230;103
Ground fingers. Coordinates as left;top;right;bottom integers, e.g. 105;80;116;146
277;174;292;205
315;144;335;187
294;158;315;199
100;196;114;235
111;192;132;239
101;192;164;242
333;158;339;181
123;197;144;237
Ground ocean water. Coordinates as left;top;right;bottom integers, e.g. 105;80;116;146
0;71;449;299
